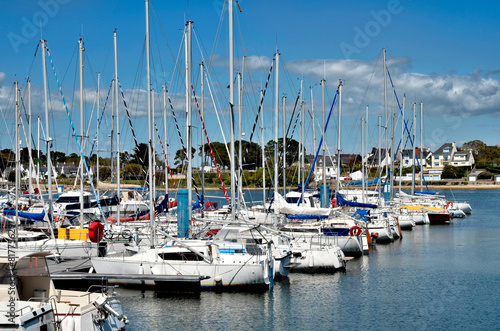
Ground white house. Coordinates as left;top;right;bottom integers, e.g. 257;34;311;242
426;142;475;181
452;151;475;167
400;148;432;167
306;155;337;181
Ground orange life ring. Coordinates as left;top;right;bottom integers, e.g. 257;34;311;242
350;225;362;236
445;201;453;209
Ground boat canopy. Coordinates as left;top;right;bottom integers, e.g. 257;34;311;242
335;192;378;209
3;209;46;222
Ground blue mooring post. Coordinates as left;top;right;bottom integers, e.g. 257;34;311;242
320;184;330;208
178;189;189;238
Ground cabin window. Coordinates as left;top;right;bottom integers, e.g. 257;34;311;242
158;252;204;261
56;196;80;203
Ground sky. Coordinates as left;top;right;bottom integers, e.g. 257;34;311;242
1;0;499;168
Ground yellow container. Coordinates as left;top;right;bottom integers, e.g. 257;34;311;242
58;228;88;241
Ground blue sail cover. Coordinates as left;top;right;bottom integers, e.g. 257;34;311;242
286;214;329;220
335;192;378;209
3;210;46;222
415;191;437;195
352;209;370;222
345;177;382;186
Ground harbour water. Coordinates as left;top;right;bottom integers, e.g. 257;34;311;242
119;189;499;330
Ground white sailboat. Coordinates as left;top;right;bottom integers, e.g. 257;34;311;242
0;251;127;330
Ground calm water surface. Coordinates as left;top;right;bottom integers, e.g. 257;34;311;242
119;189;500;330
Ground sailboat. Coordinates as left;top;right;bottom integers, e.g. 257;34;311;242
0;251;128;330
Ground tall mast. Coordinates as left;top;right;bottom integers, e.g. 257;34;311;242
185;20;193;235
390;93;396;202
298;79;303;195
365;104;369;202
420;102;424;191
163;85;168;197
377;115;382;204
282;96;286;196
336;80;342;198
27;78;33;202
114;30;121;225
145;0;155;246
15;81;20;248
237;71;242;212
261;90;265;207
151;88;156;214
79;38;84;224
321;79;326;207
37;117;40;189
273;51;279;225
399;94;405;193
199;64;204;215
229;0;236;221
383;48;388;194
361;116;365;203
311;86;316;159
41;39;53;222
96;73;100;197
300;80;305;198
411;102;416;195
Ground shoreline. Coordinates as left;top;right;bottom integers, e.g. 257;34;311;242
25;182;500;192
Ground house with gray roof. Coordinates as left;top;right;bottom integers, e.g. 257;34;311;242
426;142;474;180
400;148;432;167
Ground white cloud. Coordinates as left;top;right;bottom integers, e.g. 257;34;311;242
282;57;500;117
0;72;5;87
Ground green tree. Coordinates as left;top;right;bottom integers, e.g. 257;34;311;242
264;138;300;166
99;166;111;180
67;153;79;166
121;163;144;180
441;165;467;179
174;147;196;168
461;140;486;154
53;151;67;164
132;143;149;167
7;170;15;183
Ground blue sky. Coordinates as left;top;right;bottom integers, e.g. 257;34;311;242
1;0;499;167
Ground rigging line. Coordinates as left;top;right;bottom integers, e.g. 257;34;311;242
18;93;47;192
192;26;230;133
168;26;186;101
359;52;382;111
165;86;201;202
204;73;229;155
266;103;302;211
386;68;429;192
0;84;15;151
117;81;148;177
191;83;230;205
237;57;274;179
149;1;177;68
297;91;338;206
165;87;187;156
46;47;109;230
153;122;177;191
150;10;167;85
86;80;113;162
207;0;226;76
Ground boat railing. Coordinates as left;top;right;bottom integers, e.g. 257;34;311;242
3;302;48;316
51;285;116;305
291;232;339;248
